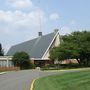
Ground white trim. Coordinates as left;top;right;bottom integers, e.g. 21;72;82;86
0;56;12;58
42;31;60;59
0;56;12;61
31;58;42;60
31;58;50;60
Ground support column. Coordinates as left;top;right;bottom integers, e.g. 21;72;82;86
6;58;9;67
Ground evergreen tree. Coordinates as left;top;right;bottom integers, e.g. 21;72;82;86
0;43;4;56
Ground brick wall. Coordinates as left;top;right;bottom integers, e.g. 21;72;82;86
0;67;20;71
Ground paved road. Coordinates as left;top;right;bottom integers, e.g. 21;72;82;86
0;69;89;90
0;70;67;90
0;70;40;90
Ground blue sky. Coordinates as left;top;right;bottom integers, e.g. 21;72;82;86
0;0;90;53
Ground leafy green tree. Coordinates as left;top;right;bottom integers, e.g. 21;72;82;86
49;46;66;68
50;31;90;66
0;43;4;56
12;52;30;69
49;47;57;60
62;31;90;66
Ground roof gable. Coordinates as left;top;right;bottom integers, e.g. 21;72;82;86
7;32;56;58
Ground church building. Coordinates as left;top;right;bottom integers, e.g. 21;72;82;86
0;30;60;67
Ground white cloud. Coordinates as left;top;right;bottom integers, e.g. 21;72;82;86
0;9;47;53
60;26;71;35
7;0;33;9
50;13;60;20
0;10;46;34
0;11;13;22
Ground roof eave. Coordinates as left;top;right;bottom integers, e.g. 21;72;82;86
42;31;60;59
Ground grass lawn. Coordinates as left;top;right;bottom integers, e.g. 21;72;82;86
33;70;90;90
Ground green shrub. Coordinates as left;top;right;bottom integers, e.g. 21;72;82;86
29;63;36;69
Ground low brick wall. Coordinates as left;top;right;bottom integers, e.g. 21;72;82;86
0;67;20;71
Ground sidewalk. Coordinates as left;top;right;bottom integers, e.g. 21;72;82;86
0;72;7;75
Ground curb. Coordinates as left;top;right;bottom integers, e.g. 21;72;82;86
0;72;7;75
30;79;36;90
43;68;90;72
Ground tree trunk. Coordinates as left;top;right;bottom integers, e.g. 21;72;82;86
76;58;81;65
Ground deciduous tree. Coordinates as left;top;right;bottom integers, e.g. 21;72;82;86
50;31;90;66
12;52;30;69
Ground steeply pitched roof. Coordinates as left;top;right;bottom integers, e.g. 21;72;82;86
7;32;57;58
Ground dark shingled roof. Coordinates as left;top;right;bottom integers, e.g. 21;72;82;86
7;32;56;58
